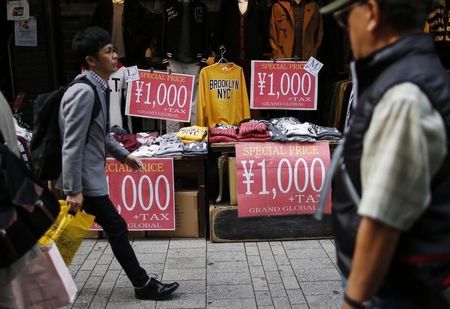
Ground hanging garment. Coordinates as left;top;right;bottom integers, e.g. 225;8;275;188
197;63;250;127
269;0;323;60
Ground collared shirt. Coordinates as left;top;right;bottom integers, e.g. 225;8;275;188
89;70;108;92
358;82;447;231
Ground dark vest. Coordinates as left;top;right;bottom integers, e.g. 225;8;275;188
333;34;450;279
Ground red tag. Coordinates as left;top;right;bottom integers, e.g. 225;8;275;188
236;142;331;217
92;158;175;231
250;60;318;110
126;69;195;122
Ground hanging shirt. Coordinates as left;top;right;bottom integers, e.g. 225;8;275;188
197;63;250;127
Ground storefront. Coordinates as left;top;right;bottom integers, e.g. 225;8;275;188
3;0;447;241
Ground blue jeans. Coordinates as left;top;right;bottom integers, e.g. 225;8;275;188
83;195;149;287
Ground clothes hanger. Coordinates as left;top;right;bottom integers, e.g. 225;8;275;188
217;45;228;63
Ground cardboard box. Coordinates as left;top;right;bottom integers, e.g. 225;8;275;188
228;157;237;205
149;190;199;238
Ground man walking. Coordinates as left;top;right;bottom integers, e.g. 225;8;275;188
58;26;179;300
320;0;450;308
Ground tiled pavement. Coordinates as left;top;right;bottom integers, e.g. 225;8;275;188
65;238;342;309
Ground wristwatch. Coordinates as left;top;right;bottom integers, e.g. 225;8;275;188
343;292;372;309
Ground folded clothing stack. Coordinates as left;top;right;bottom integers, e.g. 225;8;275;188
209;124;239;143
176;125;208;144
237;120;271;142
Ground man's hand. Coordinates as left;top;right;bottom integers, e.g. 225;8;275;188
124;155;143;171
67;192;83;213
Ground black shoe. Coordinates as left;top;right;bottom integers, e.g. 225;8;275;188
134;277;179;300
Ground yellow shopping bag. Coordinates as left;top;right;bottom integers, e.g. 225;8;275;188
39;200;95;265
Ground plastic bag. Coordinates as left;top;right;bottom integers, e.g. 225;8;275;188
39;200;95;265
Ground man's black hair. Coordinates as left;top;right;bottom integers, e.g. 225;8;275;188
378;0;434;32
72;26;112;69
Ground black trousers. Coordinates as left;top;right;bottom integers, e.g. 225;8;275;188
83;195;148;287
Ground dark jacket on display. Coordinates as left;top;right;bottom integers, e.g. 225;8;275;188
269;0;323;60
333;34;450;299
217;0;268;64
90;0;162;67
163;0;209;61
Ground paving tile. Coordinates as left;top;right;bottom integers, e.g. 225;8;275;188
108;259;122;271
255;291;273;306
278;265;296;278
305;294;341;309
294;268;341;282
289;258;336;270
107;301;156;309
135;253;166;264
174;280;206;294
282;240;321;250
265;271;282;284
97;255;114;265
74;270;91;286
140;263;165;274
102;269;121;282
155;293;206;308
167;248;206;258
300;281;342;296
109;286;135;302
115;274;131;288
257;242;271;251
207;271;252;285
163;268;206;281
259;306;276;309
262;261;279;272
247;255;262;266
271;245;286;255
207;284;254;300
252;276;269;291
249;265;266;278
282;276;300;290
286;290;307;305
80;259;97;271
97;281;115;296
245;242;258;248
269;283;287;298
207;261;249;273
89;294;110;309
92;263;109;277
274;254;291;266
170;238;206;249
207;242;245;252
291;305;309;309
285;249;329;260
206;298;257;309
84;276;103;290
165;257;205;269
207;250;247;262
245;246;260;256
272;297;291;309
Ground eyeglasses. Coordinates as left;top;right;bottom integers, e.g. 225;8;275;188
333;1;366;29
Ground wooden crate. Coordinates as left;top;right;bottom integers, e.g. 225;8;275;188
210;205;333;242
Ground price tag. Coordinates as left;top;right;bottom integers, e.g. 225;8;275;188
124;66;139;82
236;142;332;218
125;69;195;122
304;57;324;76
92;158;175;231
7;0;29;20
250;60;318;110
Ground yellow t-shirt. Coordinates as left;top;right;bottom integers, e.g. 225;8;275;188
197;63;250;127
176;125;208;143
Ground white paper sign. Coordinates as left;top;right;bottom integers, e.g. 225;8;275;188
7;0;30;20
124;66;140;82
304;57;324;76
14;16;37;47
